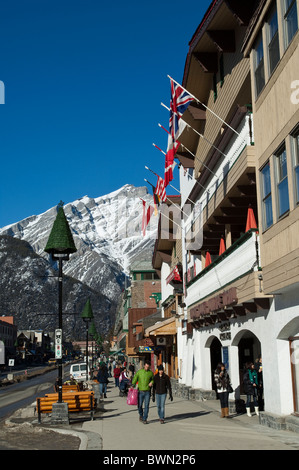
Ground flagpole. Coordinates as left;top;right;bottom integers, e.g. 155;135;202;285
161;103;229;160
161;103;222;174
167;74;243;139
145;164;196;206
144;177;190;219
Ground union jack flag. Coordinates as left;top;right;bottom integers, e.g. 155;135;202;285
169;80;193;140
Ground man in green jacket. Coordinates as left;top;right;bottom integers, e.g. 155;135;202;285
132;360;154;424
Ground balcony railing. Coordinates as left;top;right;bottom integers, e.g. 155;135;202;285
186;229;259;307
185;112;254;234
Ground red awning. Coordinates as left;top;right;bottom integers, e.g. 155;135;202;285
205;251;212;268
245;206;257;232
219;237;226;256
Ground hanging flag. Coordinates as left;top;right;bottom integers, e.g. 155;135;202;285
169;80;193;141
155;175;167;203
245;206;257;232
140;199;154;236
159;121;186;186
165;144;179;186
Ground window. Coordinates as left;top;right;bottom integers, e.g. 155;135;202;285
254;34;265;97
267;5;280;75
276;145;290;217
290;336;299;414
261;162;273;229
283;0;298;47
291;129;299;203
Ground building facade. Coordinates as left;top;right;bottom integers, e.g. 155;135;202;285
152;0;299;427
242;0;299;418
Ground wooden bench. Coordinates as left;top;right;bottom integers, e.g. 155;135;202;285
53;384;81;392
36;391;97;423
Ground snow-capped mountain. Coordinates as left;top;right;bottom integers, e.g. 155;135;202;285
0;184;158;303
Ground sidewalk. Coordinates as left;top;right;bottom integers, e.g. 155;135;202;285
80;383;299;451
3;382;299;450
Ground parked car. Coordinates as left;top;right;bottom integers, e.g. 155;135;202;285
70;362;89;382
48;358;57;366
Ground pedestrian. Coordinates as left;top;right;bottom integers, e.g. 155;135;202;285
113;364;121;387
214;362;232;418
152;364;173;423
128;362;135;379
132;360;154;424
243;362;259;417
108;361;112;378
255;355;264;411
97;365;109;399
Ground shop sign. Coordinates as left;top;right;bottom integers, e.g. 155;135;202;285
190;287;238;318
139;346;153;352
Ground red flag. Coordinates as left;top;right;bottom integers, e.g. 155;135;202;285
155;175;167;202
165;141;179;186
141;199;154;236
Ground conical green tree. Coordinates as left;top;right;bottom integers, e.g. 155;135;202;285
44;206;77;255
81;298;94;322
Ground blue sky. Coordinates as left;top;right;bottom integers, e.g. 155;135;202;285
0;0;211;227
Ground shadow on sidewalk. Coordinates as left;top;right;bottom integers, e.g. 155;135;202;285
163;410;210;422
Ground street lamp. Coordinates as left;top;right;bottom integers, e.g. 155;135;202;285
89;321;97;370
81;299;94;382
44;204;77;407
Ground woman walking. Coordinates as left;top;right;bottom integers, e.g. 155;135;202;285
97;364;109;399
243;362;259;417
152;365;173;423
214;362;232;418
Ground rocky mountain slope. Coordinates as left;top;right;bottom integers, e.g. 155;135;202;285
0;185;158;338
0;235;113;339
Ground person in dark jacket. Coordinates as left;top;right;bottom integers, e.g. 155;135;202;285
97;365;109;399
152;365;173;423
243;362;259;417
214;363;232;418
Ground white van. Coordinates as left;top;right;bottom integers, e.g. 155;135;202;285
70;362;89;382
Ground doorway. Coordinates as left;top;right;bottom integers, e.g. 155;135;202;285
210;337;222;392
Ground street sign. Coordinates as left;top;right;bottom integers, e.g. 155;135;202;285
55;329;62;359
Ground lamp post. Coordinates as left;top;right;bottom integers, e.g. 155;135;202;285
44;204;77;406
81;299;94;383
89;322;97;371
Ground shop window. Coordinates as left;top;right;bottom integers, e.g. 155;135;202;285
254;33;265;98
267;4;280;75
275;145;290;217
283;0;298;48
261;162;273;230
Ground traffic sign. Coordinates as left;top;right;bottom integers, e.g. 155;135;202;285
55;329;62;359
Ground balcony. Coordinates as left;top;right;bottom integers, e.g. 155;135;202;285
186;228;271;325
